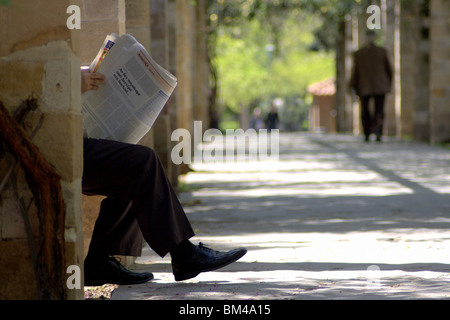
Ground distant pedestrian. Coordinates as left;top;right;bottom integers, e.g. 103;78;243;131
266;104;279;132
350;30;393;142
250;107;265;130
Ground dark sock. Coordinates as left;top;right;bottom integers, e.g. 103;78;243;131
170;240;196;262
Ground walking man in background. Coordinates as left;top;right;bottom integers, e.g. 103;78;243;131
350;30;393;142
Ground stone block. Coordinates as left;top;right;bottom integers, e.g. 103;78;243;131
0;60;45;109
25;112;83;183
42;59;79;113
0;0;78;56
0;41;81;113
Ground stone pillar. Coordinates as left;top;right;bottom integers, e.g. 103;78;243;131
383;0;401;137
399;0;417;139
150;0;173;182
429;0;450;144
79;0;126;65
167;0;180;185
175;0;194;168
125;0;154;150
413;1;431;142
400;0;430;142
125;0;151;49
351;10;361;135
335;17;355;134
0;0;83;299
194;0;210;128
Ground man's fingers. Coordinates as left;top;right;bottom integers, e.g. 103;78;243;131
85;73;106;83
92;73;106;82
81;71;105;93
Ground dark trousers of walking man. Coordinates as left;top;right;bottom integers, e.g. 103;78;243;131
360;94;385;142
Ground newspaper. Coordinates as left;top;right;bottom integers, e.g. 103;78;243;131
82;33;177;144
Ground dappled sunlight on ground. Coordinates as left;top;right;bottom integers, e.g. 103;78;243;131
113;133;450;300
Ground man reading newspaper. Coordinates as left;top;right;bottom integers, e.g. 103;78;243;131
81;35;246;285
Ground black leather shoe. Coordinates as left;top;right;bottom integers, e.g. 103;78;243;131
85;257;154;286
172;243;247;281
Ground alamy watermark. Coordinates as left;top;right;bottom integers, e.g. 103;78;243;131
66;5;81;30
66;4;382;30
66;265;81;290
366;265;382;290
171;121;279;165
366;5;382;30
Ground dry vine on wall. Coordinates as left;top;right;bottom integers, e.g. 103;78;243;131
0;99;66;299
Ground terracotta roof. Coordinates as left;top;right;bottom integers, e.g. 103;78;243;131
307;78;336;96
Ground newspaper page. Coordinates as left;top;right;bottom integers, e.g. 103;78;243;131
82;33;177;144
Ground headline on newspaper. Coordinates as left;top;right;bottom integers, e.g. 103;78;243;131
82;33;177;144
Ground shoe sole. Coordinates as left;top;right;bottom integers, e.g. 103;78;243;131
174;248;247;281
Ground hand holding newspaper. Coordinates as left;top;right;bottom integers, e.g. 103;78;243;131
82;33;177;144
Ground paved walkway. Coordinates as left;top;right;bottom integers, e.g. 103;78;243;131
112;133;450;300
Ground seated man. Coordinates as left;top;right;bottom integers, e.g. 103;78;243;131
81;71;246;285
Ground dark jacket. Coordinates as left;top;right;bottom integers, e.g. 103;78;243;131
350;44;393;97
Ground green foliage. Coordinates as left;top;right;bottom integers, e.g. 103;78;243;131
215;19;270;113
213;8;334;116
270;15;335;95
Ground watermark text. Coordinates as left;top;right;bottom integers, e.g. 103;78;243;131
171;121;279;165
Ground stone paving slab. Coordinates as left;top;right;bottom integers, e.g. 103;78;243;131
112;133;450;300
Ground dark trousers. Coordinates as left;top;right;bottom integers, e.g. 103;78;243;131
360;94;385;139
82;138;195;259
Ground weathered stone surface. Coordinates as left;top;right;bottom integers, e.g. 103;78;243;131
0;0;77;56
25;112;83;182
0;60;45;109
79;0;126;65
0;240;38;300
0;179;39;239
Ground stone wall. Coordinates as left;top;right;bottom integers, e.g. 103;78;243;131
0;0;83;299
